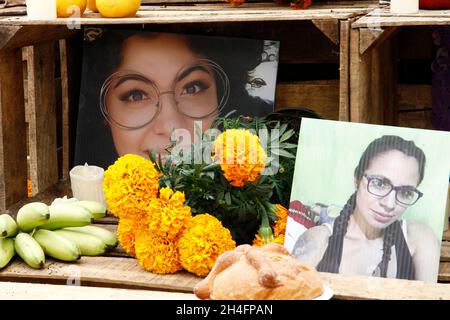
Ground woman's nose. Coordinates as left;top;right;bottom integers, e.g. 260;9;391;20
151;92;185;136
379;190;397;211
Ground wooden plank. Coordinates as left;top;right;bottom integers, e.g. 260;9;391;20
349;22;397;125
0;7;369;25
444;230;450;241
398;84;432;111
349;26;371;123
0;25;21;49
59;40;70;181
0;257;202;293
0;25;78;51
320;272;450;300
354;8;450;28
339;18;351;121
359;26;398;55
0;49;27;211
312;19;339;45
398;110;433;129
0;281;197;300
25;43;58;195
441;242;450;262
275;80;339;120
376;31;397;125
1;257;448;299
439;263;450;282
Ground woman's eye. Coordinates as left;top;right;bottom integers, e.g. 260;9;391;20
372;178;386;188
399;189;414;199
181;82;209;95
120;90;149;102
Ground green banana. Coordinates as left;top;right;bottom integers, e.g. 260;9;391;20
39;204;93;230
14;233;45;269
0;238;15;269
33;229;81;261
63;226;118;249
72;201;107;219
0;214;18;238
54;229;107;256
16;202;50;232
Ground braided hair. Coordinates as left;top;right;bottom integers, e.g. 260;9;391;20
317;135;426;280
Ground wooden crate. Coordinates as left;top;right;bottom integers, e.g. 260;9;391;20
1;3;449;299
0;3;373;209
349;8;450;127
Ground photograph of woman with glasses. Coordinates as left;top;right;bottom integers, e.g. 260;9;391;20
74;29;278;168
286;120;450;283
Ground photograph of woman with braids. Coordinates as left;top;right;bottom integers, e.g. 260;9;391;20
285;119;450;283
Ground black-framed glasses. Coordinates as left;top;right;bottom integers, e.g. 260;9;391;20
363;174;423;206
100;59;230;130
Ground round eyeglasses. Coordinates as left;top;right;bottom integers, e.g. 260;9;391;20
363;174;423;206
100;59;230;130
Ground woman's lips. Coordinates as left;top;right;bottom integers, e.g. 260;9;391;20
371;209;394;223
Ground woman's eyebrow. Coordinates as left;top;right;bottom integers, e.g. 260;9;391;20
176;65;211;82
113;74;152;89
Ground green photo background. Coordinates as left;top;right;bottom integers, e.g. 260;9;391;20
290;119;450;239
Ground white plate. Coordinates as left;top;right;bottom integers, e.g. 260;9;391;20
313;285;334;300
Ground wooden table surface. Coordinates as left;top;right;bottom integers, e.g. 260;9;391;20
0;224;448;300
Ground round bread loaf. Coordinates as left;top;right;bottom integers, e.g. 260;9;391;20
194;243;324;300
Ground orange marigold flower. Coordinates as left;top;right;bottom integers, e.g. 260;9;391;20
290;0;312;10
253;234;285;247
226;0;246;5
27;179;32;198
145;187;192;241
212;129;267;187
273;204;288;237
178;214;236;277
135;229;182;274
253;204;288;247
103;154;161;218
117;215;146;257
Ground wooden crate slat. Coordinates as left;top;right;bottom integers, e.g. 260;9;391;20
1;257;448;299
0;26;78;51
25;43;59;195
339;18;352;121
398;110;433;129
354;8;450;28
0;6;369;25
0;282;197;300
444;230;450;242
275;80;339;120
0;257;202;292
320;272;450;300
0;281;196;300
0;48;27;211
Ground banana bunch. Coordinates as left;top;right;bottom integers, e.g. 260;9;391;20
0;200;118;270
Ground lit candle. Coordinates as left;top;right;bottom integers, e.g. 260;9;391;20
69;163;106;206
390;0;419;14
26;0;57;20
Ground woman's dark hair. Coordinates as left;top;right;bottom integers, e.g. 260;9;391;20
316;135;426;280
74;29;271;169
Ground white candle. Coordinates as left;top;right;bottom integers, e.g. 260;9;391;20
390;0;419;14
69;163;106;206
26;0;57;20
